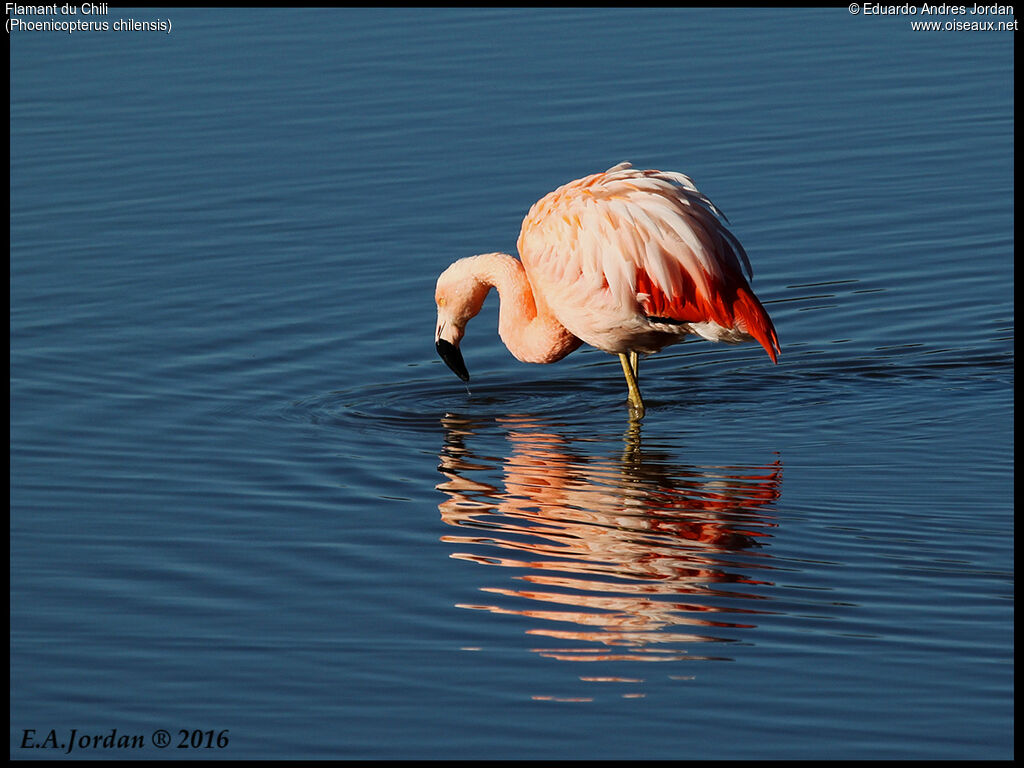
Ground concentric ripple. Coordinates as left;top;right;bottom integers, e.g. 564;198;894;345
277;374;624;434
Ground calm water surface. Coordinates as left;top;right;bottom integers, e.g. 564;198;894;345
10;8;1013;760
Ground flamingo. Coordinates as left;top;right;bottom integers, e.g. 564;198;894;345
434;162;780;419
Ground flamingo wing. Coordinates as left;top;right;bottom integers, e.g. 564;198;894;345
518;162;779;362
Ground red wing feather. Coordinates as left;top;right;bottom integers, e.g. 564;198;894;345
636;267;780;363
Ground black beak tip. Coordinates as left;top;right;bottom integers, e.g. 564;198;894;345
436;339;470;382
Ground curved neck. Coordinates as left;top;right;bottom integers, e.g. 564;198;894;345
469;253;581;364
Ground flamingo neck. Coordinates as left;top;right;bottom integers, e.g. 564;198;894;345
469;253;581;364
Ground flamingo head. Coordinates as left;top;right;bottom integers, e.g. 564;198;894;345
434;258;491;382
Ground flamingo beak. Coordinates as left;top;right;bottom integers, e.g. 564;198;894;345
436;338;470;382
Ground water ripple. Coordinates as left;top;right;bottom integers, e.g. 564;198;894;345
278;376;618;433
267;337;1012;440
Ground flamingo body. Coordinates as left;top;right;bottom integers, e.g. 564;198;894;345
435;163;779;418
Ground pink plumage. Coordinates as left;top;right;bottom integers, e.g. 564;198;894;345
435;162;779;419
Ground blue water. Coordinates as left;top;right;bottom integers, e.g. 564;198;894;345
10;7;1013;760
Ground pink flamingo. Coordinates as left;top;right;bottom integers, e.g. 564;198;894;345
434;163;780;419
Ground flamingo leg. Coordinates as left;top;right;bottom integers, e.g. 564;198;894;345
618;353;646;420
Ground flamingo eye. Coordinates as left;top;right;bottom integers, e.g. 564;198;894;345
437;297;446;307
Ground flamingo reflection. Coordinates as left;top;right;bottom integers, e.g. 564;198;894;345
437;415;783;663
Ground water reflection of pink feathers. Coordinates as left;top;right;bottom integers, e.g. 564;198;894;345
435;163;780;418
437;418;783;663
